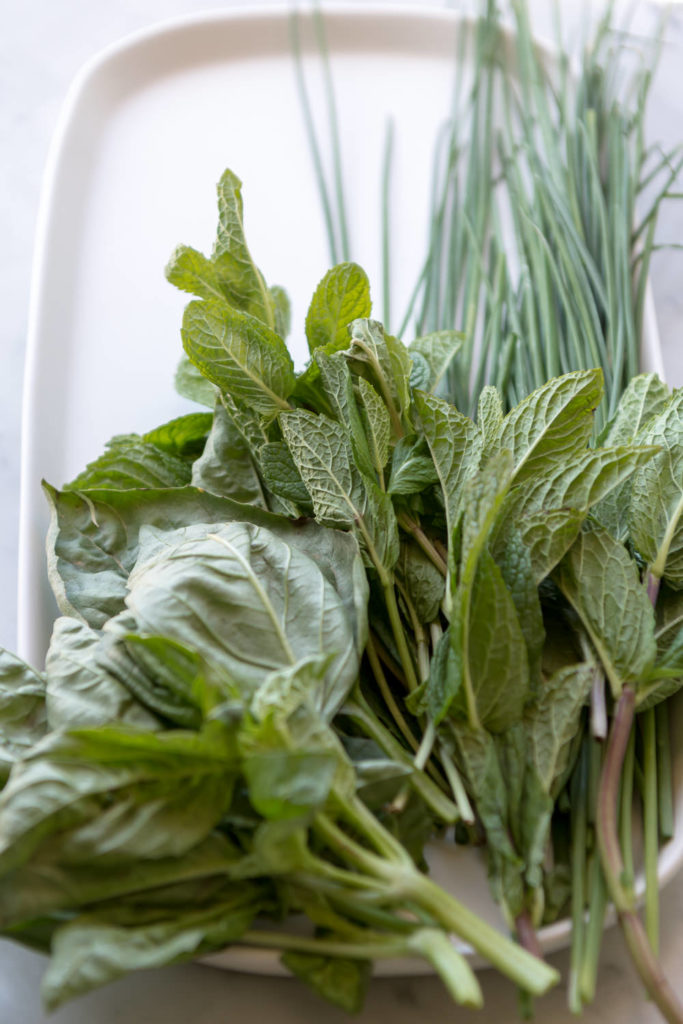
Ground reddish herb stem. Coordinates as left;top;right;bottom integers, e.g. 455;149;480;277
597;685;683;1024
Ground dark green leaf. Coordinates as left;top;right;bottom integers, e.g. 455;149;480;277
281;951;371;1013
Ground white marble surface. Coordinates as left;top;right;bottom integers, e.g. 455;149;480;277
2;0;683;1021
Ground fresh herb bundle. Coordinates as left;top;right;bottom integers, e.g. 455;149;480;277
1;169;683;1021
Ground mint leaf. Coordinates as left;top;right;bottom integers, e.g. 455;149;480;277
598;373;669;447
629;390;683;584
500;369;603;483
305;263;371;354
554;527;657;696
387;435;438;496
525;664;593;795
477;386;504;460
182;299;294;415
191;400;266;507
413;390;480;542
174;354;217;408
409;331;464;394
356;378;391;477
64;436;192;492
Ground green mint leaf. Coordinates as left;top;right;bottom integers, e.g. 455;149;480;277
629;390;683;584
399;543;445;624
280;409;399;570
174;354;218;408
269;285;291;339
452;546;530;732
477;385;504;460
554;527;657;696
347;319;412;431
141;412;213;460
357;377;391;477
597;373;669;447
499;369;603;483
409;331;464;394
525;664;593;794
413;390;481;542
315;350;375;478
212;169;275;328
181;299;294;415
494;530;545;695
259;441;313;510
64;436;192;492
305;263;372;354
165;245;233;303
387;435;438;496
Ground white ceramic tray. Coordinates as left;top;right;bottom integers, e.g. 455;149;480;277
18;5;678;977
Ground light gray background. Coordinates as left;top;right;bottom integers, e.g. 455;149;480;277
2;1;683;1021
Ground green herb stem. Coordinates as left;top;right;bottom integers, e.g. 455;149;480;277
579;854;608;1006
382;581;420;693
569;740;588;1015
642;706;660;956
656;702;674;842
365;635;419;754
397;513;448;576
597;686;683;1023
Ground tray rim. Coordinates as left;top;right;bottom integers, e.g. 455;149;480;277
17;2;676;979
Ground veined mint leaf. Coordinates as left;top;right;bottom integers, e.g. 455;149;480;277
213;169;275;329
315;351;375;478
174;354;217;408
269;285;291;340
305;263;371;354
259;441;312;510
499;369;603;483
387;436;438;496
280;409;399;570
142;413;213;460
64;437;192;492
477;386;504;460
357;377;391;477
554;527;657;697
409;331;464;394
452;546;530;732
513;507;586;584
347;319;412;431
525;664;593;795
413;390;481;542
399;543;445;624
494;531;544;694
629;390;683;585
165;245;233;304
182;299;294;415
598;373;669;447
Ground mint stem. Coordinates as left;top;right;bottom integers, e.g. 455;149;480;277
597;685;683;1024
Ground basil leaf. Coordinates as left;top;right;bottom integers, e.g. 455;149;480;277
0;724;239;875
181;299;294;415
45;618;159;731
42;888;263;1011
282;952;371;1014
0;651;46;786
305;262;371;354
124;522;364;717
